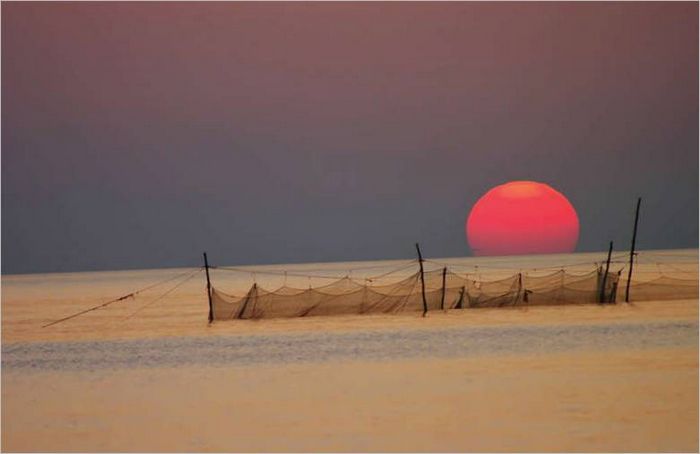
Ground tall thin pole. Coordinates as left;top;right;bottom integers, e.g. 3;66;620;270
600;241;613;304
415;243;428;317
203;252;213;323
440;267;447;310
625;198;641;303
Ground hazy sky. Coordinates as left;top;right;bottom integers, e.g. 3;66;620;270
2;2;698;274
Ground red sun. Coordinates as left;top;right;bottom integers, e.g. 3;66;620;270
466;181;579;256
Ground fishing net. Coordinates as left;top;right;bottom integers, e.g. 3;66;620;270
211;266;624;320
619;275;699;301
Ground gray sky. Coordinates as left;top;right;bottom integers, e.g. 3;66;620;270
2;2;698;274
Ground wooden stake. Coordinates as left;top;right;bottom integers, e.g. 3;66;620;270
625;198;641;303
455;286;465;309
204;252;213;323
415;243;428;317
236;283;257;320
440;267;447;310
600;241;613;304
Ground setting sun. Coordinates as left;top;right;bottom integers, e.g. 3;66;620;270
466;181;579;256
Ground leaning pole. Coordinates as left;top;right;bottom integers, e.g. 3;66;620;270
599;241;613;304
625;198;641;303
415;243;428;317
203;252;213;323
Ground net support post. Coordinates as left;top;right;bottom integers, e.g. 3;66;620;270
599;241;613;304
415;243;428;317
625;198;641;303
440;267;447;310
455;286;465;309
204;252;213;323
517;273;523;305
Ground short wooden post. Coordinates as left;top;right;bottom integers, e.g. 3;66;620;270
455;286;465;309
600;241;613;303
203;252;213;323
612;271;621;303
236;283;257;319
440;267;447;310
625;198;641;303
415;243;428;317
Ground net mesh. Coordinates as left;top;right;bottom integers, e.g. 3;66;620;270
211;266;635;320
620;275;699;301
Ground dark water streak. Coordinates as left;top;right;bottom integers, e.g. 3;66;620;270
2;321;697;372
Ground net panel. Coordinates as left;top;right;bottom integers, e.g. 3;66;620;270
619;275;699;301
211;266;631;320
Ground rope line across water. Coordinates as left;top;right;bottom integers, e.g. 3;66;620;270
41;267;203;328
